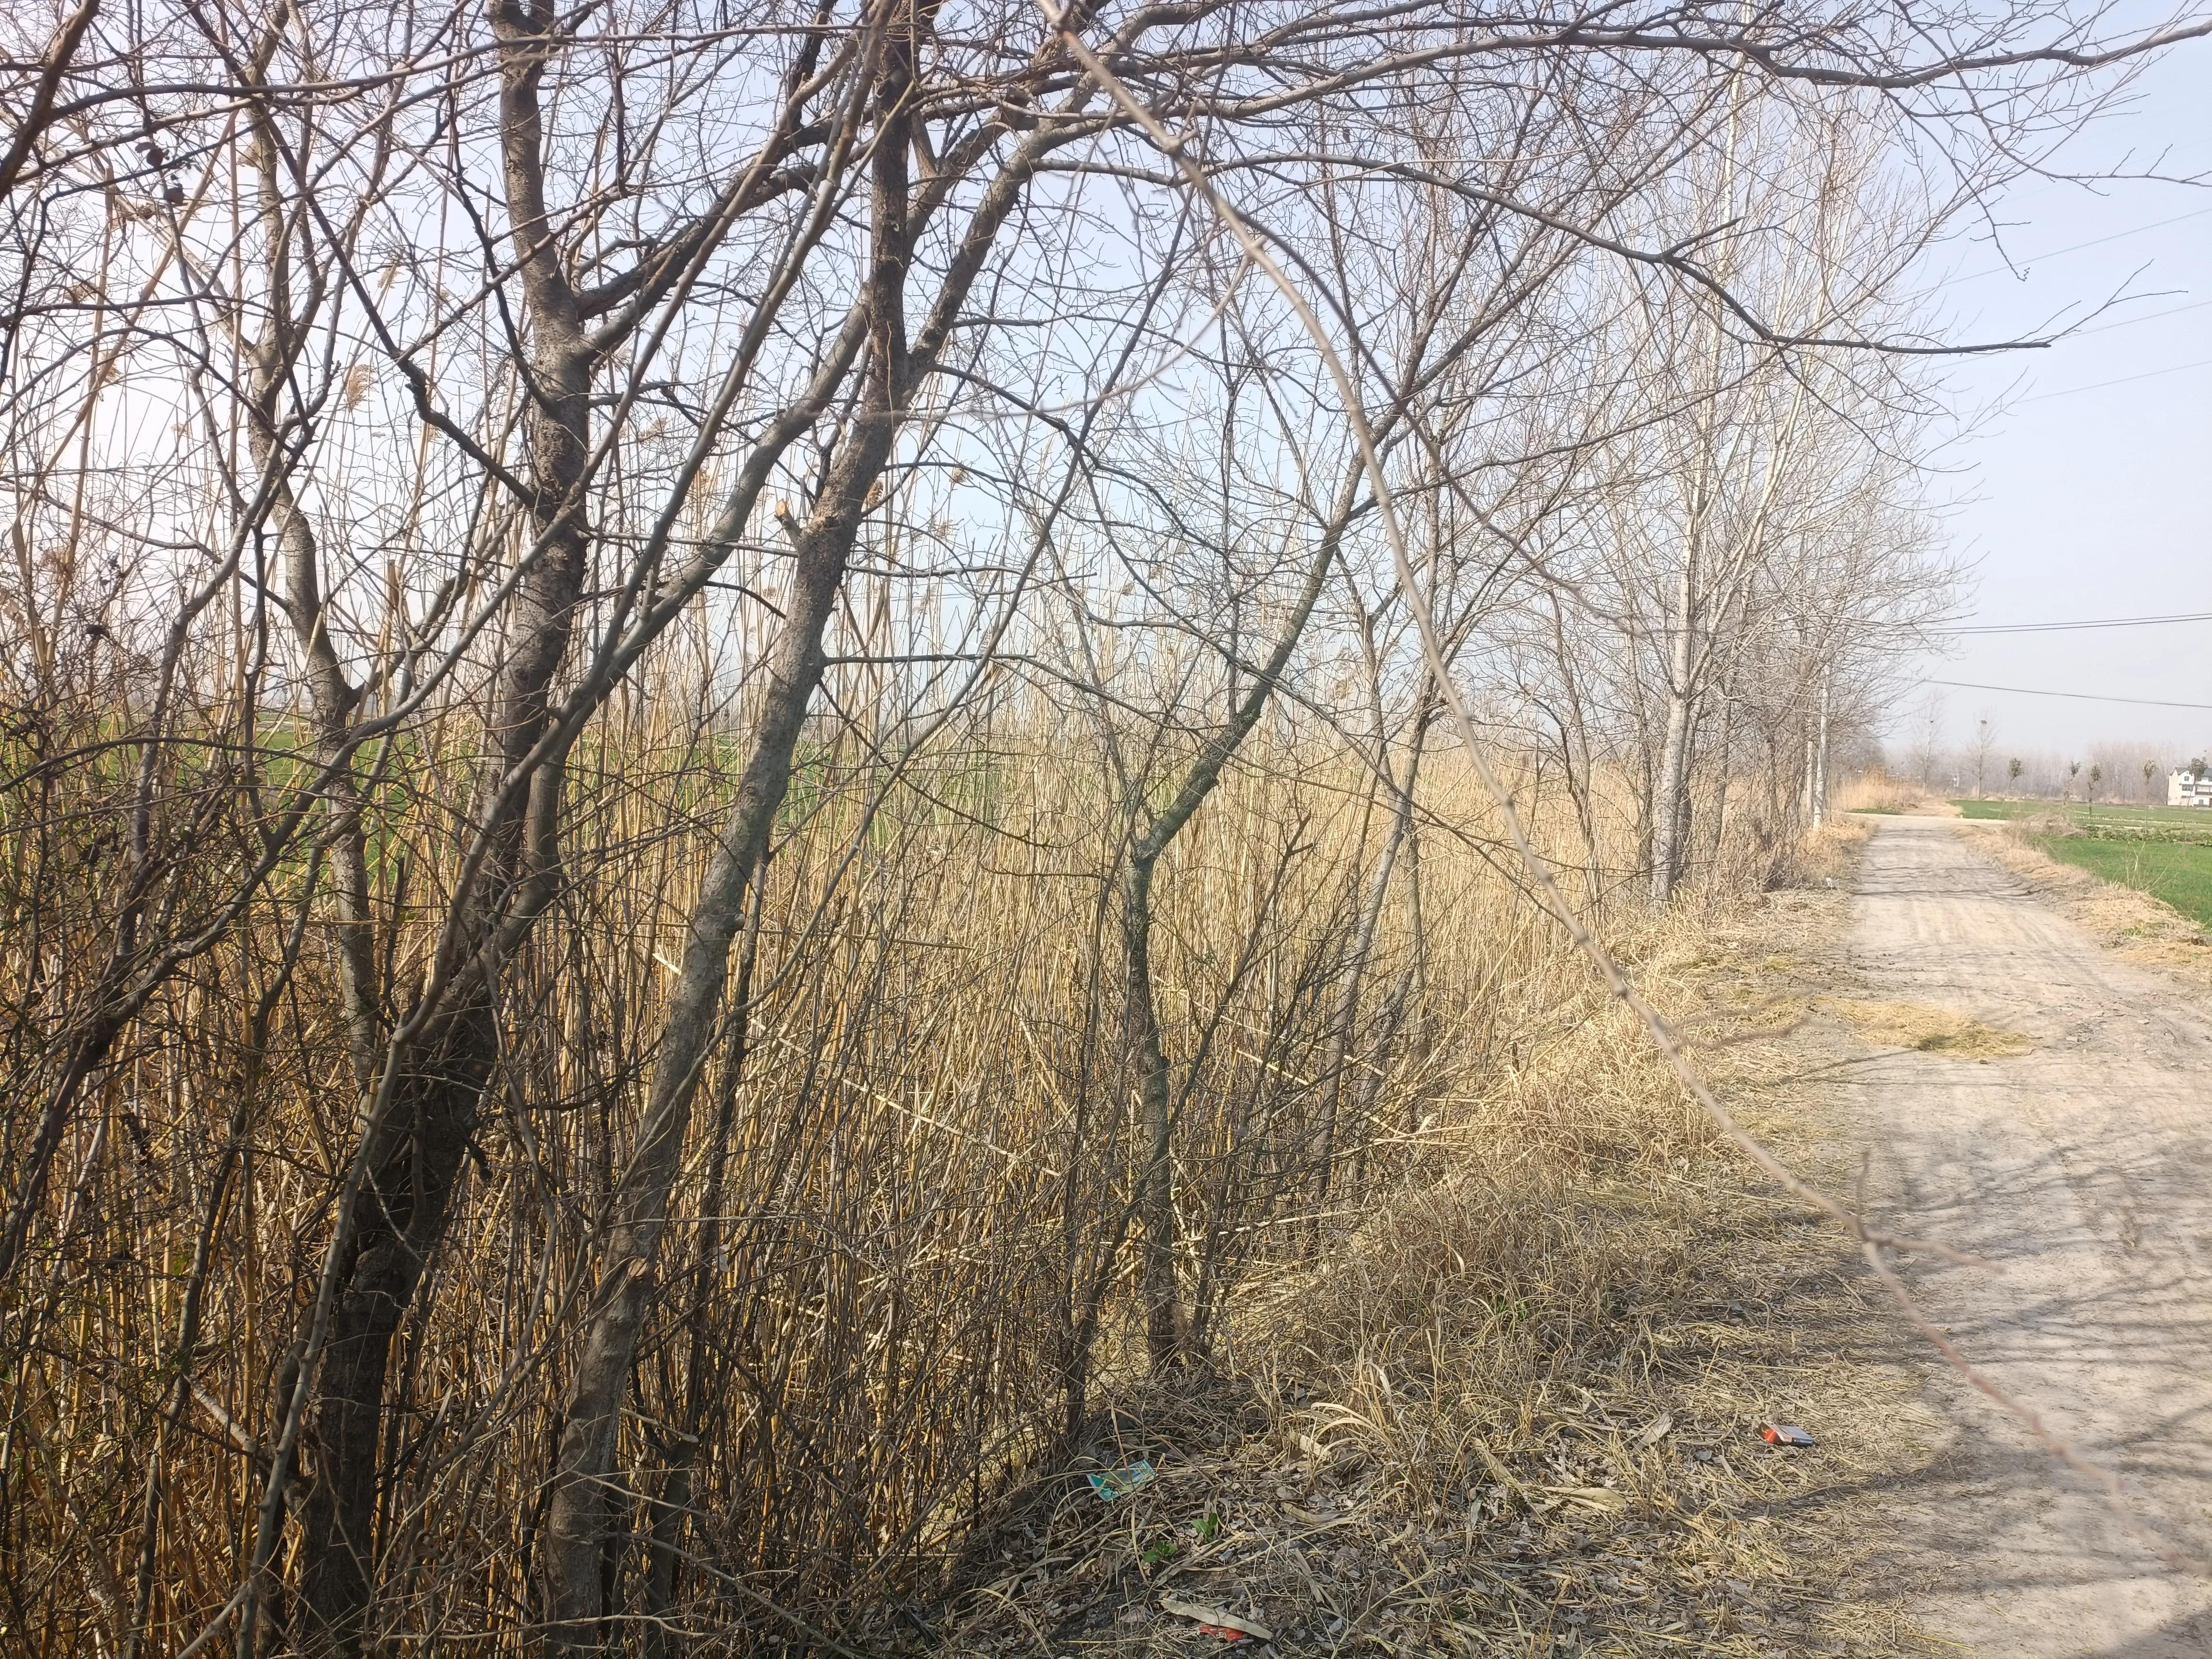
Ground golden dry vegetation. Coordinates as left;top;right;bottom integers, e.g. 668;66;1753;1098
1818;999;2032;1059
3;713;1901;1654
933;818;1972;1658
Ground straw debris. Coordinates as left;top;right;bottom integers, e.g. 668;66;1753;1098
1819;998;2033;1059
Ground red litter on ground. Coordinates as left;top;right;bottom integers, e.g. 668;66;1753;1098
1162;1598;1272;1644
1760;1423;1815;1448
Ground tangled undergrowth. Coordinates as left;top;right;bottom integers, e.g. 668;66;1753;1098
938;828;1954;1658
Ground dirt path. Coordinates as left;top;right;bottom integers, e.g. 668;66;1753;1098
1837;816;2212;1657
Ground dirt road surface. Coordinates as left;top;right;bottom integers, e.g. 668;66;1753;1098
1838;816;2212;1657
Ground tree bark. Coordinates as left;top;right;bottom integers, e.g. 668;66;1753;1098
292;2;596;1643
1813;664;1831;826
1648;552;1697;903
536;49;1082;1639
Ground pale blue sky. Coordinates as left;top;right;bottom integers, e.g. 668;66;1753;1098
1913;42;2212;762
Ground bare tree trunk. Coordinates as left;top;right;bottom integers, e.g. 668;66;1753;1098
539;121;909;1659
540;503;850;1645
635;869;763;1659
291;4;595;1643
1648;555;1697;903
1118;855;1186;1371
1120;479;1356;1372
1813;664;1831;825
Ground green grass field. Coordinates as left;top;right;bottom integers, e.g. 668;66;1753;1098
2029;835;2212;929
1950;799;2212;841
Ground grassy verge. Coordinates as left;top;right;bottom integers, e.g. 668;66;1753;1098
1947;800;2212;927
1955;824;2212;1006
2025;835;2212;931
1950;798;2212;838
942;824;1946;1658
1951;798;2014;821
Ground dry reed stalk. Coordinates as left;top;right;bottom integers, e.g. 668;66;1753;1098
3;680;1813;1650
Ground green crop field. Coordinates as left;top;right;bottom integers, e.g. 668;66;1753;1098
2030;836;2212;929
1945;800;2212;925
1950;799;2212;842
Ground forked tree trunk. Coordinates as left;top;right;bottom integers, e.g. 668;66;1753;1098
1118;479;1355;1373
288;2;597;1643
537;61;1084;1640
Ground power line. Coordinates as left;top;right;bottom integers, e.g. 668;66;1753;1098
1933;204;2212;292
2015;354;2212;404
1927;678;2212;710
1941;609;2212;635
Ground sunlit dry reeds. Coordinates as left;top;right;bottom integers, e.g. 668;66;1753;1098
0;663;1807;1651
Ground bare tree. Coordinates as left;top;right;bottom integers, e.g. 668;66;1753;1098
5;0;2208;1650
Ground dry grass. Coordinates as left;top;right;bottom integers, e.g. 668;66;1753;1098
1818;998;2032;1058
6;708;1854;1652
1830;774;1953;817
937;840;1949;1658
1960;822;2212;991
1796;815;1875;883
